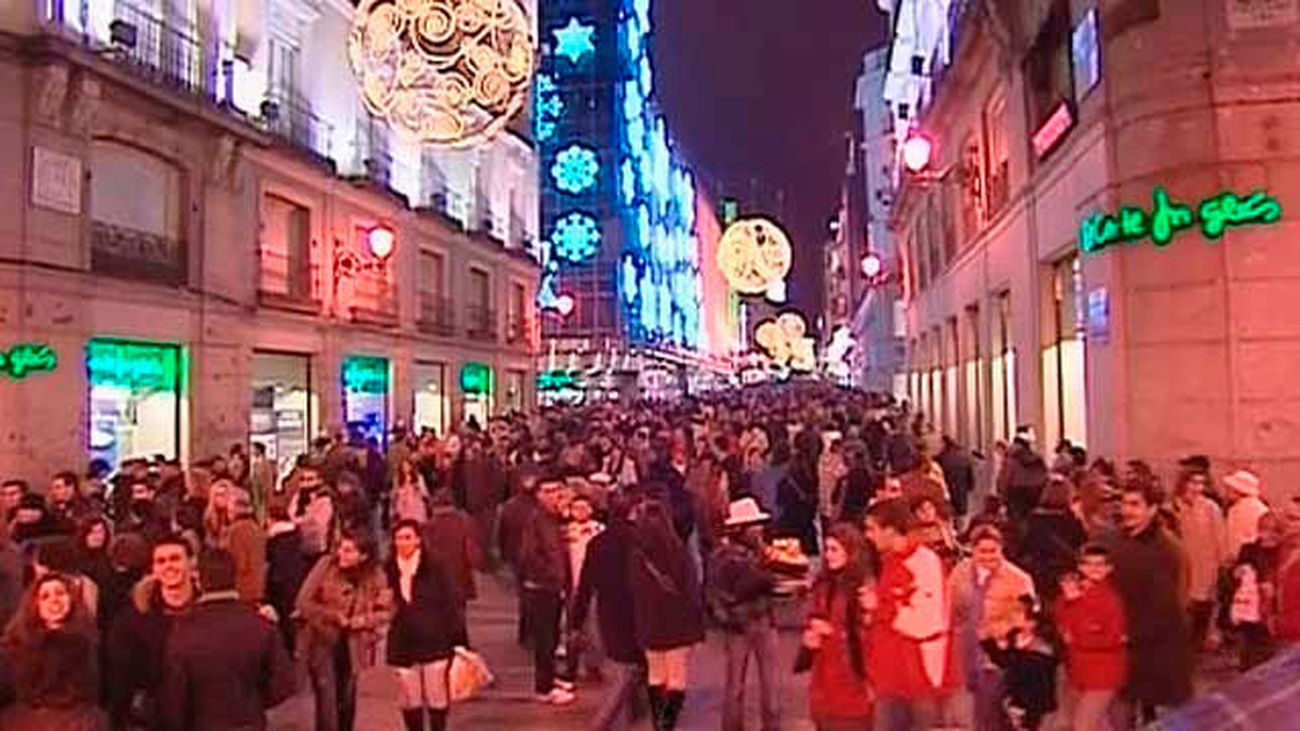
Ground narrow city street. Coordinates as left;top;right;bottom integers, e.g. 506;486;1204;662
269;570;816;730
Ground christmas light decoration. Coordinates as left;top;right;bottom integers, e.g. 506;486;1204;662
348;0;535;148
553;17;596;64
552;212;601;262
717;217;793;295
551;144;600;194
753;312;816;372
534;73;563;141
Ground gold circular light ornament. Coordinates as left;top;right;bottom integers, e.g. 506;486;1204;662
717;218;794;295
349;0;535;148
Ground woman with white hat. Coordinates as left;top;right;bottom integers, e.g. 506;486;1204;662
1224;470;1270;561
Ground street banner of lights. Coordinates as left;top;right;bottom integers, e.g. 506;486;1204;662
717;217;793;297
349;0;535;147
754;311;816;373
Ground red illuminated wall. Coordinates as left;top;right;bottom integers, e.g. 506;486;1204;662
696;189;736;356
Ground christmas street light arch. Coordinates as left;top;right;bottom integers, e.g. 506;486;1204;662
348;0;535;148
717;217;793;296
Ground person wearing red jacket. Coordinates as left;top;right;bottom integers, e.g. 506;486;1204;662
1053;544;1127;731
862;498;957;731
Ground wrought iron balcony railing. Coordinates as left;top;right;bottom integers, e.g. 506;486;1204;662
91;220;186;285
417;295;456;337
465;305;497;342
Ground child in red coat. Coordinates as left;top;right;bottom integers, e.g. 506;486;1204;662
1053;543;1127;731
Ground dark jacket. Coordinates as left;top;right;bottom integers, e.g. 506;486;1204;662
629;540;705;651
519;509;568;594
570;524;642;665
1105;522;1194;707
708;540;777;632
981;633;1059;723
107;577;197;729
935;446;975;515
158;594;295;731
384;552;464;667
1017;508;1088;600
265;524;308;635
498;492;538;568
0;626;106;731
423;506;481;602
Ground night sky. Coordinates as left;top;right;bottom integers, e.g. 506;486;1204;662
653;0;889;322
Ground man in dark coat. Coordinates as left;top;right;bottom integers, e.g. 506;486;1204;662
159;549;295;731
1000;436;1049;523
1105;477;1194;724
570;494;646;728
935;436;976;520
498;470;540;644
518;476;573;704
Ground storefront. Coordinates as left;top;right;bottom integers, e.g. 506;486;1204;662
460;361;493;427
342;355;390;446
412;360;449;436
250;351;314;477
503;369;527;412
86;338;184;468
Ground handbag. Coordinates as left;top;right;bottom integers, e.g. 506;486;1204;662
449;646;495;702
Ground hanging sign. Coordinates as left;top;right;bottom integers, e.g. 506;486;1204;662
1032;101;1075;159
342;356;389;395
537;369;583;392
0;343;57;380
86;339;180;390
1079;187;1282;254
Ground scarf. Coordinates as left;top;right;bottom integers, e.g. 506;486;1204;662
396;550;421;603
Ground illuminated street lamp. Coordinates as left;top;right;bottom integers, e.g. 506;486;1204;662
861;252;883;279
554;293;575;317
367;226;395;260
901;131;934;174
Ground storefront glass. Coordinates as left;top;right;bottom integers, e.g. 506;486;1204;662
505;369;527;412
251;352;314;478
86;338;182;468
413;361;449;436
342;356;389;446
460;361;493;427
1043;256;1088;449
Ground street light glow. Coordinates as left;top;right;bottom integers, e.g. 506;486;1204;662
367;226;395;259
861;253;883;278
901;132;933;174
555;293;576;316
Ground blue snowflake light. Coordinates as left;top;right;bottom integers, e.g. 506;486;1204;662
553;18;596;65
552;213;601;263
551;144;599;194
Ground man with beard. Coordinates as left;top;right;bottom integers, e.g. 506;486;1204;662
117;479;167;547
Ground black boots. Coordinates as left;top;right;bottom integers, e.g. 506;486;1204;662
402;708;425;731
647;685;666;729
662;690;685;730
428;707;449;731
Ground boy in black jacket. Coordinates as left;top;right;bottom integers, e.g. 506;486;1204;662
980;600;1060;731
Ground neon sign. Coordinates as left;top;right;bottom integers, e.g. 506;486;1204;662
1080;188;1282;254
537;369;583;392
86;339;180;390
460;362;493;394
0;343;57;379
342;356;389;395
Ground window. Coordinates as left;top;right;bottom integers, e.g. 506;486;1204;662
1024;2;1074;137
260;194;314;301
926;196;943;280
268;37;300;99
508;282;528;343
984;91;1010;217
916;217;930;290
89;140;186;284
964;305;984;449
945;317;960;441
1043;256;1088;449
419;251;451;334
960;134;984;239
467;267;494;339
991;292;1017;443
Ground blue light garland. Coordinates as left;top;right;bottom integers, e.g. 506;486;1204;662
551;144;600;194
552;212;601;263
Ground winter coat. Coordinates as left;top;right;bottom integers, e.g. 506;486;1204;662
291;489;336;557
294;556;393;671
1017;508;1087;599
1173;495;1227;602
0;542;22;627
868;541;957;700
1273;550;1300;643
226;517;268;603
265;523;308;629
106;577;198;728
158;594;296;731
948;557;1035;685
423;506;481;602
497;493;538;569
807;574;874;723
570;524;643;665
629;539;705;651
935;447;975;516
0;627;106;731
1104;522;1194;706
1053;579;1127;690
383;552;463;667
980;633;1059;722
519;509;569;595
707;540;777;632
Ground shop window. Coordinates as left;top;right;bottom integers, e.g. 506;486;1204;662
983;91;1010;217
1043;256;1088;450
1024;2;1074;152
505;369;527;412
991;292;1017;444
260;194;316;303
89;140;186;284
413;361;449;437
250;352;314;479
945;317;960;442
87;338;183;468
461;362;494;428
964;305;984;449
341;356;389;447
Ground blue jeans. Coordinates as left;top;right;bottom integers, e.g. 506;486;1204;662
723;619;780;731
874;696;939;731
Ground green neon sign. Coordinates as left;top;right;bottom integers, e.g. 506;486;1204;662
342;356;389;395
460;362;493;394
537;369;583;392
1080;188;1282;254
86;339;180;390
0;343;57;379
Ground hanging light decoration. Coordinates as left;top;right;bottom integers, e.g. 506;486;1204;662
753;311;816;372
717;217;793;295
348;0;535;148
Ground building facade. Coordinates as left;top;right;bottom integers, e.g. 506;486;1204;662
885;0;1300;492
0;0;540;482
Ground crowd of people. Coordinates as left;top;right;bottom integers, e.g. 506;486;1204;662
1;383;1297;730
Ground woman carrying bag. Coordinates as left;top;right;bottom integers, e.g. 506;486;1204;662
801;523;876;731
385;519;464;731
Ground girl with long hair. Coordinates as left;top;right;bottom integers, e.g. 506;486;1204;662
804;523;875;730
0;572;107;730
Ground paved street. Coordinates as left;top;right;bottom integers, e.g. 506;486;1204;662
268;570;817;730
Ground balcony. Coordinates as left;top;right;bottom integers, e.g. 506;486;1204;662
465;305;497;342
347;272;398;328
350;116;392;189
258;245;320;313
417;295;456;337
258;92;334;167
91;220;186;285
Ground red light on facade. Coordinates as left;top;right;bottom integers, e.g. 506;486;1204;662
901;132;934;173
1032;101;1075;159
